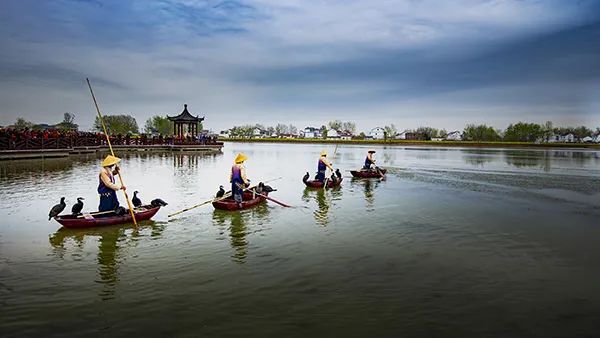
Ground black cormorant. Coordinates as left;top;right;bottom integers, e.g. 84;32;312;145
302;172;310;183
132;191;142;207
216;186;225;198
151;198;168;207
71;197;85;215
49;197;66;220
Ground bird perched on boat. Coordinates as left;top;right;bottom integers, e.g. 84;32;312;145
257;182;276;193
216;185;225;198
335;168;342;179
150;198;168;207
132;191;142;207
303;172;310;183
48;197;66;220
71;197;85;215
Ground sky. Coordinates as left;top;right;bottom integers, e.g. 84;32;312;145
0;0;599;132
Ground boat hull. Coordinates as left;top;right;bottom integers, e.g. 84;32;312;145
303;177;343;188
212;191;268;211
54;205;160;229
350;169;387;178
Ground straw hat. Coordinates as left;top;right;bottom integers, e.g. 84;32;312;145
368;150;376;153
320;150;327;156
102;155;121;167
234;153;248;164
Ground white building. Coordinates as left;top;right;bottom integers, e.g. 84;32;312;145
395;131;407;140
370;127;385;140
445;131;462;141
327;129;340;139
594;135;600;143
559;133;576;143
218;130;230;138
301;127;321;138
339;131;353;140
582;136;594;143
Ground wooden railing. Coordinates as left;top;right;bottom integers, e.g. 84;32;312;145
0;137;223;150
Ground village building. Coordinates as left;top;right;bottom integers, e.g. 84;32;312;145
445;131;462;141
369;127;385;140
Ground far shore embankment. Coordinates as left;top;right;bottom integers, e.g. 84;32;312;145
221;138;600;150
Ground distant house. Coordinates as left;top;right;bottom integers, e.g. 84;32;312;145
431;137;444;142
327;129;340;139
271;132;279;138
559;133;576;143
594;135;600;143
218;130;230;138
301;127;321;139
445;131;462;141
339;131;353;140
546;134;560;143
395;131;407;140
370;127;385;140
252;128;268;138
395;131;424;140
582;136;594;143
279;133;296;139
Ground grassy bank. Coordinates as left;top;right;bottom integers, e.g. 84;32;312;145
221;137;600;149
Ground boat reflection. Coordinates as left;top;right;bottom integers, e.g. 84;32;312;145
212;203;270;264
301;187;343;226
350;177;382;211
48;221;164;300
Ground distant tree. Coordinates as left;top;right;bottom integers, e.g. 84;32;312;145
416;126;439;140
342;121;356;134
94;114;139;134
439;129;448;137
288;124;298;135
56;112;79;131
328;120;342;131
144;115;173;135
358;132;366;139
503;122;543;142
384;124;397;140
267;126;275;136
14;117;33;129
572;126;593;138
275;123;289;135
462;124;500;141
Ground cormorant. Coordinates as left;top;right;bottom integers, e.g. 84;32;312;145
151;198;168;207
132;191;142;207
71;197;85;215
49;197;66;220
258;182;276;193
335;168;342;179
216;185;225;198
302;172;310;183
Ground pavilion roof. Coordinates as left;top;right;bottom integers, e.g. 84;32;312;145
167;104;204;122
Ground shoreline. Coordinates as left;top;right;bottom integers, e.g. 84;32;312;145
221;138;600;150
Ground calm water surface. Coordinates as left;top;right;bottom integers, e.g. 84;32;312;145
1;143;600;337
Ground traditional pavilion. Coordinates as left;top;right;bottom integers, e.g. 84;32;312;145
167;104;204;138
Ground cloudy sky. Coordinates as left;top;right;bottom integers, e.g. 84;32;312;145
1;0;599;132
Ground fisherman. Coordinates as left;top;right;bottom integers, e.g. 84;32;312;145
231;153;250;207
316;150;334;182
98;155;126;212
363;150;376;170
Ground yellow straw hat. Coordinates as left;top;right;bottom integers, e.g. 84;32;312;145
234;153;248;164
101;155;121;167
320;150;327;156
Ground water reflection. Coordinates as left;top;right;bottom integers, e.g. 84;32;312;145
461;149;496;167
173;152;223;168
301;187;343;226
0;154;98;180
351;178;383;211
212;204;270;264
48;221;164;300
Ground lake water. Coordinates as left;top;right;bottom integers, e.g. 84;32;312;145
1;143;599;337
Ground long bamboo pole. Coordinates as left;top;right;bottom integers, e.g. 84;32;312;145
86;78;138;226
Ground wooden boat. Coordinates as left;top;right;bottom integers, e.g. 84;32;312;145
212;191;268;211
54;205;161;229
350;168;387;178
303;177;343;188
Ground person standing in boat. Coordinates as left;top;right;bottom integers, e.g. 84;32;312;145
98;155;126;212
316;150;334;182
231;153;250;207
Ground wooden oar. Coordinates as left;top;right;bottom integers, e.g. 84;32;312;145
234;183;291;208
168;177;282;217
86;78;138;226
